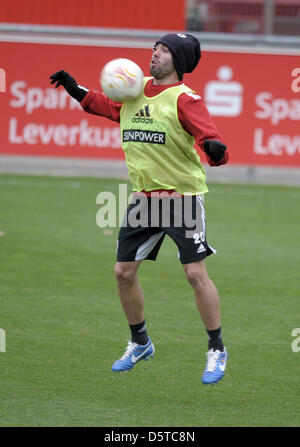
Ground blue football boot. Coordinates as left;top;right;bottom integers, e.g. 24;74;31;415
112;337;155;372
202;348;228;384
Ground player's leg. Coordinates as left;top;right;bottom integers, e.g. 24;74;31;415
183;259;221;331
164;194;228;383
183;260;228;384
112;259;155;372
112;196;164;372
114;260;144;325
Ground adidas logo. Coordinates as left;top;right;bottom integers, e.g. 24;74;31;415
136;105;150;117
197;243;206;254
132;105;153;124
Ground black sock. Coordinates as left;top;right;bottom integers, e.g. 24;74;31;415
206;327;224;351
129;320;148;345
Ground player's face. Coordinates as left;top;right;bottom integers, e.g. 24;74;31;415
150;43;177;80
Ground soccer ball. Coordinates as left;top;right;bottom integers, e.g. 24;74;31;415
100;58;144;102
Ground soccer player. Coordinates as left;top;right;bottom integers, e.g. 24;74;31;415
50;33;229;384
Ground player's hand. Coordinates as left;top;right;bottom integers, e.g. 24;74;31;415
203;140;227;163
50;70;88;102
50;70;77;92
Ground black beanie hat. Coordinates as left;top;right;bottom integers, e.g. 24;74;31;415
154;33;201;80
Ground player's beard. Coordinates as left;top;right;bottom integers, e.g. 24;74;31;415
150;64;164;79
150;60;174;80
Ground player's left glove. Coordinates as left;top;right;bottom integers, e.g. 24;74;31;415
50;70;88;102
203;139;227;163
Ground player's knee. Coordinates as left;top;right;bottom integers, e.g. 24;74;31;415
184;263;208;288
114;263;136;283
185;267;201;287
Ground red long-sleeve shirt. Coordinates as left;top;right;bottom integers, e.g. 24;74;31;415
80;78;228;166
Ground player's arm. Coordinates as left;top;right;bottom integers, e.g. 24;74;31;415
50;70;122;122
80;90;122;122
178;93;228;166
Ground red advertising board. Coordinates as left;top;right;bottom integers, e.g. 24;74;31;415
0;0;184;30
0;40;300;167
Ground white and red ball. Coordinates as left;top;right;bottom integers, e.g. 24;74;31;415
100;58;144;102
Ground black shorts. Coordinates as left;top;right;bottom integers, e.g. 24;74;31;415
117;193;216;265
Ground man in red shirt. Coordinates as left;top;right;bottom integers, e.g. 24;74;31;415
50;33;229;384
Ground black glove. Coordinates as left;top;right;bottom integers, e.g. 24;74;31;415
203;139;227;162
50;70;88;102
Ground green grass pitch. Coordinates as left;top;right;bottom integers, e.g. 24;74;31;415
0;173;299;427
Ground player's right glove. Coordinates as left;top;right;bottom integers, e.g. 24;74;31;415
50;70;88;102
203;139;227;163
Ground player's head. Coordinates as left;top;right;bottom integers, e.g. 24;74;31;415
153;33;201;81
